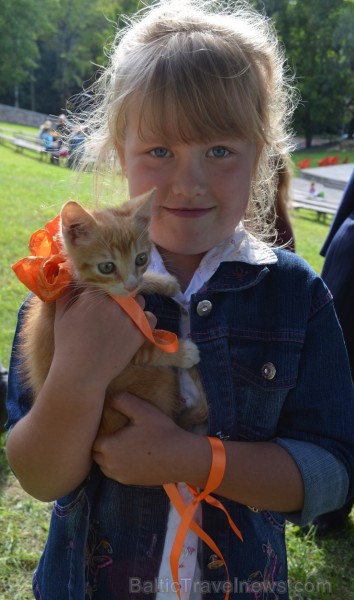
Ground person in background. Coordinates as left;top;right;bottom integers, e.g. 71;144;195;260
311;169;354;535
38;119;68;164
67;126;86;169
38;120;57;150
309;182;317;198
55;114;68;138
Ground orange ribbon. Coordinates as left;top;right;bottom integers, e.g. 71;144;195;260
163;437;243;600
11;214;178;352
12;215;72;303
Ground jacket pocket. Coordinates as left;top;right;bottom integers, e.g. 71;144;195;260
53;485;87;518
230;337;302;440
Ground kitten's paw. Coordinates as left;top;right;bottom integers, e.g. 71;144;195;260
179;340;200;368
140;273;180;297
162;275;180;297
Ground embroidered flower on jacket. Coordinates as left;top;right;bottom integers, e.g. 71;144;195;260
85;520;113;599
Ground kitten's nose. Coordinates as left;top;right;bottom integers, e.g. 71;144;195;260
124;276;138;293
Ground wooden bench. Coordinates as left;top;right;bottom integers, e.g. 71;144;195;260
13;138;48;159
14;131;43;143
0;132;16;144
0;128;65;164
292;190;338;223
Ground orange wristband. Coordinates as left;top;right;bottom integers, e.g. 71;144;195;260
163;436;243;600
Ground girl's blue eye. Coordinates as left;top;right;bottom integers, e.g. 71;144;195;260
208;146;230;158
150;147;170;158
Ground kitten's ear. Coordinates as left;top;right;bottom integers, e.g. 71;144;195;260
129;188;156;221
61;201;96;245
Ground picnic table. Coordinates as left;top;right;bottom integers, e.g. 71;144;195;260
291;186;339;223
0;127;66;164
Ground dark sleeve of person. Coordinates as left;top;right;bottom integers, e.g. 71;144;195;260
321;212;354;379
321;169;354;256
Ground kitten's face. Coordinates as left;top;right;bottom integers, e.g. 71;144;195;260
60;192;154;296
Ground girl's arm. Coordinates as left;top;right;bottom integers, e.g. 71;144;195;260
92;392;304;513
6;292;149;502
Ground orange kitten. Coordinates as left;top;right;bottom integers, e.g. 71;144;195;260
19;190;207;433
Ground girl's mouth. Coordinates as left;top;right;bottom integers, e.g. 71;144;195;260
163;207;214;218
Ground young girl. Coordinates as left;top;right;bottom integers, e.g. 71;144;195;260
6;1;354;598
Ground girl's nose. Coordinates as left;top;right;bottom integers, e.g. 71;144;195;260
170;160;207;198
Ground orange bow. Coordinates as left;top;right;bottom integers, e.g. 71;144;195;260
12;214;178;352
12;215;72;303
163;437;243;600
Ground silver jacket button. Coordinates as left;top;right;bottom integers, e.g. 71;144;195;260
196;299;212;316
261;362;276;380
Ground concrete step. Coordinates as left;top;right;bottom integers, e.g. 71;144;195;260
300;163;354;190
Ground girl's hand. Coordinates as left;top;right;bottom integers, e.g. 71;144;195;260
92;393;211;486
52;291;156;391
5;296;159;502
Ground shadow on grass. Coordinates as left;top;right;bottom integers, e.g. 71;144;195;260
293;211;334;227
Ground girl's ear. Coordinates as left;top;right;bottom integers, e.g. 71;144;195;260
61;201;96;245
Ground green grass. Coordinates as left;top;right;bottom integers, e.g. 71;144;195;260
0;436;52;599
291;145;354;175
291;208;329;273
0;129;353;598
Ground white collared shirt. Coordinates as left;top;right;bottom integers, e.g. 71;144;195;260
152;225;277;600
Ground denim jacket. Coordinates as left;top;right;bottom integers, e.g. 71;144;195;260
6;248;354;600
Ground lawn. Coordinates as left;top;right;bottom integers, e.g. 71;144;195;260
291;143;354;175
0;130;353;599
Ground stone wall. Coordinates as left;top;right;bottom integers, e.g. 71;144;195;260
0;104;56;128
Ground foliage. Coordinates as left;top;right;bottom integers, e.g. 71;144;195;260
251;0;354;146
0;0;49;99
0;0;140;113
36;0;123;111
0;0;354;143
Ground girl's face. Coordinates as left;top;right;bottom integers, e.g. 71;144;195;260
118;107;259;261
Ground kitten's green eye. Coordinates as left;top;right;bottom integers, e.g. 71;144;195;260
98;262;115;275
135;253;148;267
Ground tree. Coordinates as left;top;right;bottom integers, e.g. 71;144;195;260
34;0;141;114
0;0;51;106
334;1;354;138
251;0;354;146
33;0;120;113
0;0;140;113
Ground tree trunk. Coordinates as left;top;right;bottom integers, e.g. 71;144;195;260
14;84;19;108
305;131;313;148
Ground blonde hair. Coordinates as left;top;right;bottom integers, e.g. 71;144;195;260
79;0;296;239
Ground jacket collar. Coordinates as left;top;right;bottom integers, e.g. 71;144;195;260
150;224;277;301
